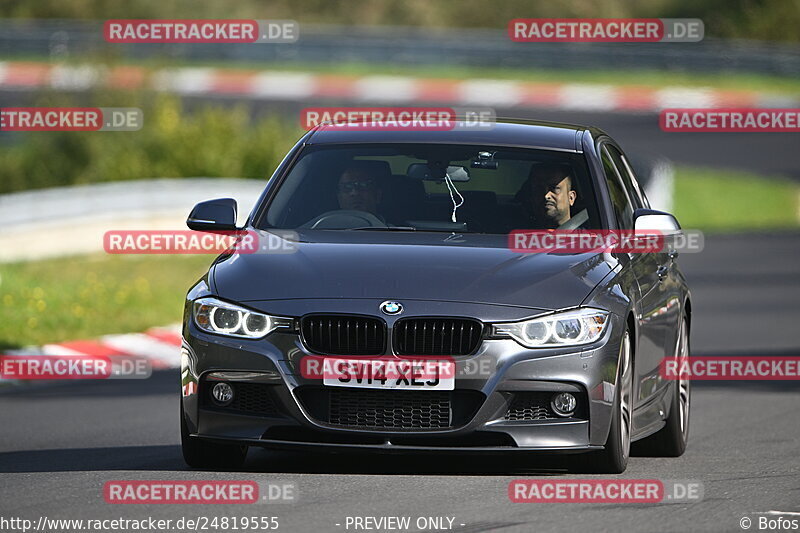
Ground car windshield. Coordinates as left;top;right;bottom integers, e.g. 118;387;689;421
258;143;601;234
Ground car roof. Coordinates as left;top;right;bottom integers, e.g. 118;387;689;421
307;118;603;153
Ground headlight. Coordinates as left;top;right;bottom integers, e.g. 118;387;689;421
492;308;610;348
192;297;293;339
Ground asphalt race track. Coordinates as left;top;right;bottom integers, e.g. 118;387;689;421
1;231;798;532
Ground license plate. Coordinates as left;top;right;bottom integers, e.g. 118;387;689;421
322;357;455;391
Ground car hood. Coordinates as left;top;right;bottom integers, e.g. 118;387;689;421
212;230;615;311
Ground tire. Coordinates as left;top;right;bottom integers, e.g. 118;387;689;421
634;316;691;457
180;399;248;469
578;328;633;474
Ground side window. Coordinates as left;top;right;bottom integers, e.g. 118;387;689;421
620;153;650;208
600;145;634;229
622;153;652;209
606;145;645;209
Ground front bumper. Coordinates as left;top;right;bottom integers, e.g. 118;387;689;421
180;302;625;453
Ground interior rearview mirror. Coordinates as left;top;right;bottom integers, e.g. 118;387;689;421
407;163;470;182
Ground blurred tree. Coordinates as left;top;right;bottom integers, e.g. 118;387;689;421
0;92;302;194
0;0;797;42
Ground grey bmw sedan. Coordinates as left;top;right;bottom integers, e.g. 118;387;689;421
179;119;692;473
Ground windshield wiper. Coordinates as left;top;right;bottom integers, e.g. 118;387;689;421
347;226;417;231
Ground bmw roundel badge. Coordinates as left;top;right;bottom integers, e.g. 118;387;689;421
380;301;403;315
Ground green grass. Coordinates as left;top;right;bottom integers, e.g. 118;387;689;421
673;167;800;231
0;254;214;349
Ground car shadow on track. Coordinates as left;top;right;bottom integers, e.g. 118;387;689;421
241;448;575;475
0;445;577;475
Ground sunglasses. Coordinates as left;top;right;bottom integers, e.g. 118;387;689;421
337;180;376;193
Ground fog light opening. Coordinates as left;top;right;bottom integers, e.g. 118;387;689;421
551;392;576;417
211;382;234;406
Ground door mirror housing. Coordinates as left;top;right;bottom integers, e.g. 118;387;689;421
633;208;681;234
186;198;238;231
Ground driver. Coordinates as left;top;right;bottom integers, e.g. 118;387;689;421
337;162;385;215
517;163;580;229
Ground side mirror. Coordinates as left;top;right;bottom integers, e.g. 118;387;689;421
186;198;238;231
633;208;681;234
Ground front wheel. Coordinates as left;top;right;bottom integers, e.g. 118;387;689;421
634;316;691;457
578;329;633;474
180;399;248;469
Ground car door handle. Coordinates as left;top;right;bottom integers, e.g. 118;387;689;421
657;265;669;280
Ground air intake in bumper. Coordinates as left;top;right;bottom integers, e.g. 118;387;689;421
295;386;485;431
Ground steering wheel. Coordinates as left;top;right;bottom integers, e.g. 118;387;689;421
300;210;386;229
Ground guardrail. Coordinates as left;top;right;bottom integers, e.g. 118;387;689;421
0;178;266;262
0;20;798;76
